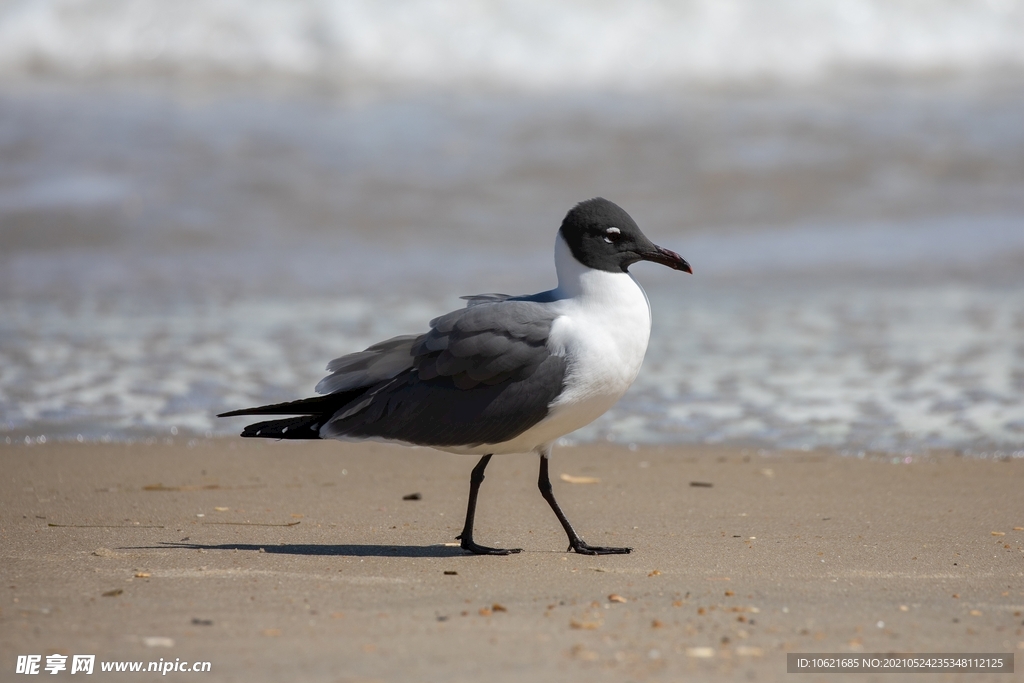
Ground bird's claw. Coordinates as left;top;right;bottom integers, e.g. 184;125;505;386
458;535;523;556
568;540;632;555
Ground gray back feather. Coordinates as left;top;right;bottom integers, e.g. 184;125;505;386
460;293;513;307
315;335;419;395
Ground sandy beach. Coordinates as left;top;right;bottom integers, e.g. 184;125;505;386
4;2;1024;681
2;440;1021;681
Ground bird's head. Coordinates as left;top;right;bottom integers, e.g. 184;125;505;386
558;198;692;274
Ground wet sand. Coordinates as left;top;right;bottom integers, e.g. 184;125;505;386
2;440;1022;681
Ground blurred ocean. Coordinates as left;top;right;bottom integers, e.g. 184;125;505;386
1;0;1023;455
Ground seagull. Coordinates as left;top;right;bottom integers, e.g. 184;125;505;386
219;198;691;555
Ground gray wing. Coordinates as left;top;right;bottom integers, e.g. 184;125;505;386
321;300;566;448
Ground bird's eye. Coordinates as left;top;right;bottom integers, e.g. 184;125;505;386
604;227;621;244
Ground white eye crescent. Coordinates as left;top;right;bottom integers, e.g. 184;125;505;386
604;226;621;243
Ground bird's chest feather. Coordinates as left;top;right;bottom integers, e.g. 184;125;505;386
547;271;652;415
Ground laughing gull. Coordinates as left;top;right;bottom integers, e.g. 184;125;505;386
219;198;691;555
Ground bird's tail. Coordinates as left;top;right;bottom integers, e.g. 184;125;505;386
218;389;367;440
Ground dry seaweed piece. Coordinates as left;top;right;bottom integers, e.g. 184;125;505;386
201;521;300;527
48;528;162;532
560;473;601;484
569;618;602;630
143;483;221;491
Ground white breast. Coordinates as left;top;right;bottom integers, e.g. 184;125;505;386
543;269;651;430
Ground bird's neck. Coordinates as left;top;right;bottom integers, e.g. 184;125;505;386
553;232;641;303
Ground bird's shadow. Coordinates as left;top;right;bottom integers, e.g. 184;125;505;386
132;541;468;558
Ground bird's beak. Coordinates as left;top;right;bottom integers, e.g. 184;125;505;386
640;244;692;273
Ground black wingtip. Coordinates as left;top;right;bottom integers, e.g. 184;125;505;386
237;415;325;440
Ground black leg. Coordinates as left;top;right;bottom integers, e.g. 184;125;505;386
537;449;631;555
456;454;522;555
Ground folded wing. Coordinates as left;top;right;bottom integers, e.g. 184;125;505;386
223;299;567;448
322;300;566;447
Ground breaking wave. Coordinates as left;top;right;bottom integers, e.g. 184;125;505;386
1;0;1023;89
